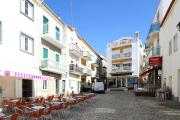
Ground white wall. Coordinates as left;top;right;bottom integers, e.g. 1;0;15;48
160;0;180;100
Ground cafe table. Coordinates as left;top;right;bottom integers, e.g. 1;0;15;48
31;106;45;111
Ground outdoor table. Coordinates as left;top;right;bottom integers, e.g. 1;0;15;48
31;106;45;111
10;99;19;103
0;112;5;117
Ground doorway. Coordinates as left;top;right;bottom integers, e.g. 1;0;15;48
22;79;32;97
56;79;60;94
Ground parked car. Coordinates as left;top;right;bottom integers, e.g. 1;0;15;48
92;82;105;93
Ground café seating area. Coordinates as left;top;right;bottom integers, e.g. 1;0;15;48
0;93;96;120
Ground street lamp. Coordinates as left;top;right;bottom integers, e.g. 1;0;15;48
177;22;180;31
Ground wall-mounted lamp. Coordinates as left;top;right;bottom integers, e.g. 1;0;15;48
177;22;180;31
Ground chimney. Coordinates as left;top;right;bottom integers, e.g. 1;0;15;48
134;31;140;41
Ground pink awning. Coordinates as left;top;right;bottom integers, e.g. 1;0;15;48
0;70;54;80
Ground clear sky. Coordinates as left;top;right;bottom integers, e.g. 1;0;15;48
44;0;159;56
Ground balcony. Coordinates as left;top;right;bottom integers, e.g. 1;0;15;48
147;47;160;60
42;24;66;49
91;59;99;67
111;67;132;74
82;67;92;76
152;47;160;56
112;52;131;60
147;22;160;45
112;54;120;59
40;59;67;74
69;64;83;75
83;51;92;61
124;52;132;58
69;43;83;58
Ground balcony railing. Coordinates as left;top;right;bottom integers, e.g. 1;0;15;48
152;47;160;56
69;43;83;57
111;66;132;73
82;67;92;76
124;52;132;57
41;59;67;74
42;24;65;49
146;22;160;44
91;59;99;66
112;54;120;59
112;52;131;59
83;51;92;61
69;64;83;74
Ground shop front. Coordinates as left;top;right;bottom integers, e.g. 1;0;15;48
0;70;54;99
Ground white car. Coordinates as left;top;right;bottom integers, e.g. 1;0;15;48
92;82;105;93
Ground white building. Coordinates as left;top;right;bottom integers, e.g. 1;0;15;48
0;0;68;98
65;25;101;93
106;32;143;88
159;0;180;101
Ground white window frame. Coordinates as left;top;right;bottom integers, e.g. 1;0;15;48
20;0;34;20
173;33;178;52
43;80;48;90
20;32;34;55
0;21;2;44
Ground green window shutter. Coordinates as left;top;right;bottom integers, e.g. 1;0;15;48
55;27;60;40
56;54;60;63
43;16;48;34
43;48;48;59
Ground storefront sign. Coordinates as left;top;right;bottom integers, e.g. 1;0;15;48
149;56;162;65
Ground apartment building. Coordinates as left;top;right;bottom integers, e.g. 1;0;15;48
107;32;143;88
65;26;101;93
159;0;180;101
0;0;68;98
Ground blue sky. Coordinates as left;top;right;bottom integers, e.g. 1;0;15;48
44;0;159;56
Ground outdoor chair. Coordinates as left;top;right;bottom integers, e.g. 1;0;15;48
3;113;18;120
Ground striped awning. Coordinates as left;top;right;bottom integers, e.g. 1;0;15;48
0;70;54;80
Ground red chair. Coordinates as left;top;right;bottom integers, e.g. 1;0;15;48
3;113;18;120
2;98;9;113
31;108;44;120
0;117;3;120
42;106;53;119
15;107;33;120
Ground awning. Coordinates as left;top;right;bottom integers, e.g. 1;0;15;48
0;70;54;80
140;65;161;77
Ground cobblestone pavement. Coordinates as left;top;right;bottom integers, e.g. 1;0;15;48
53;91;180;120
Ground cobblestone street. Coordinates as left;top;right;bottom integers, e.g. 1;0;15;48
58;91;180;120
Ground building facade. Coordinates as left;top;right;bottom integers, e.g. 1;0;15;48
0;0;102;100
65;26;102;93
107;32;143;88
159;0;180;101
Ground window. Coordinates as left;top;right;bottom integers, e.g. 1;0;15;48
55;54;60;63
43;48;48;59
0;22;1;44
55;27;60;40
169;40;172;56
173;33;178;52
20;33;34;54
43;80;48;90
21;0;34;20
43;16;48;34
